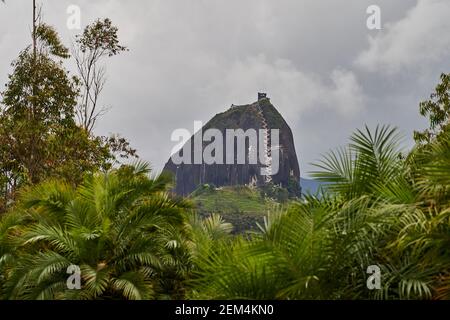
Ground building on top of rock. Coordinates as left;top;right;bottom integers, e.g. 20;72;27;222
258;92;268;101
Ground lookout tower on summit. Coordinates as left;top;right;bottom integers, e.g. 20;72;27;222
258;92;268;101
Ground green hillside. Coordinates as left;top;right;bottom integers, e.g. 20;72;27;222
190;184;289;233
191;184;275;215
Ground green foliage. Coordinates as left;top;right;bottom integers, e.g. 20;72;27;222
192;185;274;215
190;195;379;299
0;14;135;213
36;24;70;58
415;73;450;143
0;45;111;211
0;163;192;300
189;120;450;300
76;18;128;57
287;176;301;198
259;182;290;203
310;125;404;201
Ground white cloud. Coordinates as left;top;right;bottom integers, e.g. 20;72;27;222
357;0;450;73
202;55;365;122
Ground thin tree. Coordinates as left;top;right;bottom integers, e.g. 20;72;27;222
32;0;36;56
73;19;128;133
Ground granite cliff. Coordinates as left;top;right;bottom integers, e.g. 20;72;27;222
163;95;301;197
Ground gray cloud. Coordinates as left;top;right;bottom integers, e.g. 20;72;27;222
1;0;448;177
357;0;450;74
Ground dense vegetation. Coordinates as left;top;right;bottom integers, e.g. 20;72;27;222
0;163;191;299
0;6;449;300
190;123;450;299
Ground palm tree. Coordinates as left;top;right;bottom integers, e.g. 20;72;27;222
1;126;448;300
189;125;450;300
0;162;192;300
384;129;450;299
190;194;390;299
310;125;405;201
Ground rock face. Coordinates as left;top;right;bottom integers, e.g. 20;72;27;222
163;96;301;196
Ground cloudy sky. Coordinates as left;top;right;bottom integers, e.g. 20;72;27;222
1;0;449;177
